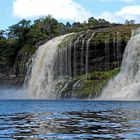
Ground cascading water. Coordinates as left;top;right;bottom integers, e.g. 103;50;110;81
86;33;95;74
116;32;121;67
80;35;85;74
25;30;98;99
25;28;127;99
73;34;83;76
26;33;74;99
99;28;140;100
105;36;110;70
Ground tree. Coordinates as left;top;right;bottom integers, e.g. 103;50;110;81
98;18;110;26
57;23;65;34
66;22;71;29
7;19;31;40
88;17;98;26
125;20;135;25
0;30;5;39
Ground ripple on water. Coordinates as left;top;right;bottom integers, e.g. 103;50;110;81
0;100;139;139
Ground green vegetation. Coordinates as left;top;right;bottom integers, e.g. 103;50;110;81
59;69;119;98
77;69;119;98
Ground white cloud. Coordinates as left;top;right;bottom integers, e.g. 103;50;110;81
98;0;135;3
13;0;92;22
97;5;140;23
116;5;140;15
120;0;135;3
97;11;121;23
98;0;115;2
13;0;140;24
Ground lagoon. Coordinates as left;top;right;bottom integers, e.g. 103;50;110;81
0;100;140;139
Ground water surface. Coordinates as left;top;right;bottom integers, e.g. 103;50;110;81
0;100;140;139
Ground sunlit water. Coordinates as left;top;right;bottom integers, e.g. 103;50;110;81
0;100;140;139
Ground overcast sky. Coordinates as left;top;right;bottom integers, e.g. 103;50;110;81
0;0;140;29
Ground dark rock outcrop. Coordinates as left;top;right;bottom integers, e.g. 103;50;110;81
53;26;132;98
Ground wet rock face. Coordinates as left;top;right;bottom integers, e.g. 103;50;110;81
13;26;131;84
52;27;131;98
11;26;131;98
55;28;130;79
14;44;36;82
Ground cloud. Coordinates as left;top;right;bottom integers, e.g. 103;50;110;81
98;0;135;3
98;0;115;2
116;5;140;15
120;0;135;3
97;5;140;23
13;0;92;22
13;0;140;24
97;11;121;23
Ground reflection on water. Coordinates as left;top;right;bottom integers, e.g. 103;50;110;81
0;100;140;139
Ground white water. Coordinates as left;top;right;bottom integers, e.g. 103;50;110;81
26;34;73;99
73;34;83;76
86;32;95;74
105;36;110;70
99;28;140;100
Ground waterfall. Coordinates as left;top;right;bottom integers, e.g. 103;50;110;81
113;32;121;68
113;37;116;68
25;30;98;99
105;36;110;70
25;28;130;99
73;35;81;76
86;32;95;74
99;28;140;100
116;32;121;67
80;35;85;74
25;33;74;99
